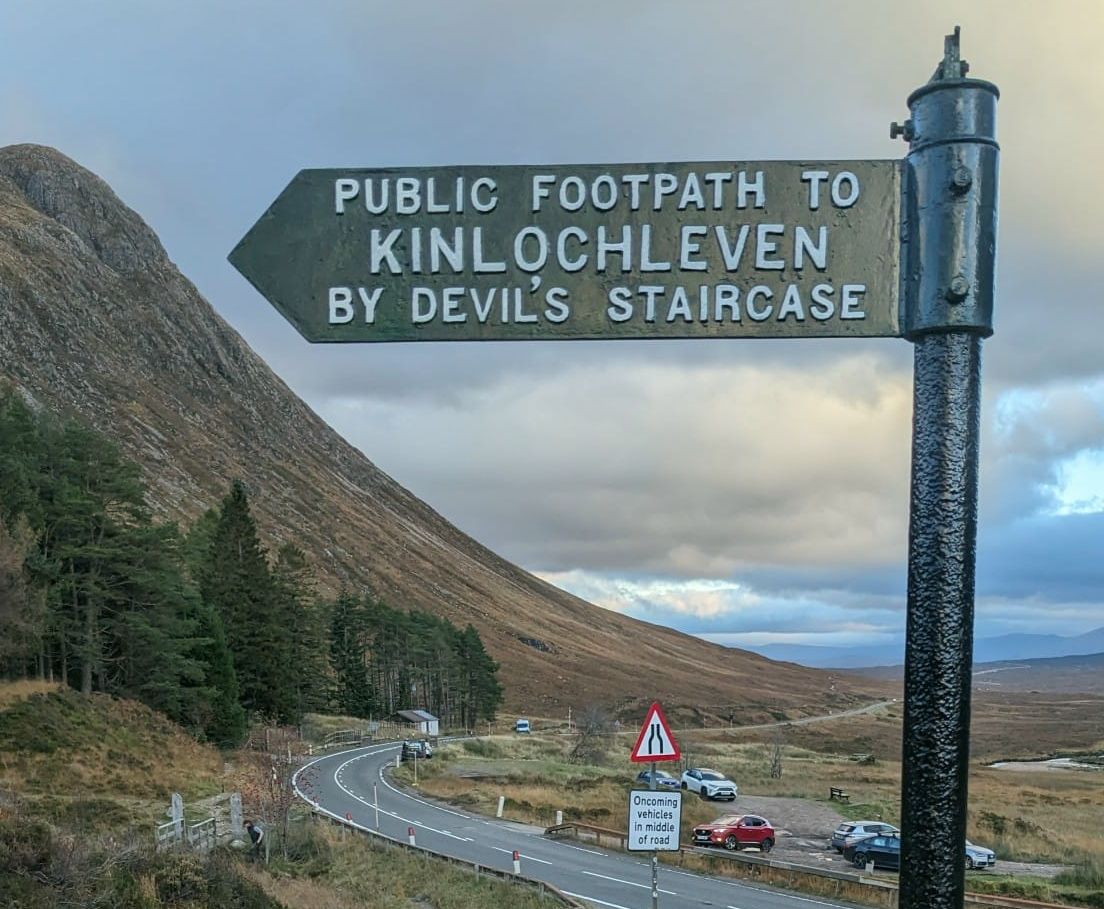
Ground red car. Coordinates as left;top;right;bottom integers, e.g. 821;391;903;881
692;814;775;852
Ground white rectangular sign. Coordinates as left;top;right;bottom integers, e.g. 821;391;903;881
627;790;682;852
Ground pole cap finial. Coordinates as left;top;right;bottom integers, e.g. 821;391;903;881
930;26;970;82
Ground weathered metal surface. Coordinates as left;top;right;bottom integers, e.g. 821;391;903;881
897;28;998;909
902;66;999;338
229;160;902;342
900;332;982;909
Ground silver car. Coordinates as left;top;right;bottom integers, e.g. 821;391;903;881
966;840;996;869
830;820;899;852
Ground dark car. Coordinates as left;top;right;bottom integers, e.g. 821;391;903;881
634;769;680;790
830;820;899;852
843;834;901;870
693;814;775;852
401;739;432;761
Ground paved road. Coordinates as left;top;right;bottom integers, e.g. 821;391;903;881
296;742;862;909
719;700;896;733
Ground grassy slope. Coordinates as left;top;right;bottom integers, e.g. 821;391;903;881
0;682;568;909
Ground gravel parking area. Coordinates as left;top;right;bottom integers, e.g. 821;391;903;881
712;795;1065;879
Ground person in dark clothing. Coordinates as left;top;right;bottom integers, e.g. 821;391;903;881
244;820;264;861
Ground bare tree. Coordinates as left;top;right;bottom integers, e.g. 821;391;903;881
769;725;786;779
570;704;615;764
236;724;315;861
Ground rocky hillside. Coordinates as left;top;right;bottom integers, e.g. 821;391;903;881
0;144;878;715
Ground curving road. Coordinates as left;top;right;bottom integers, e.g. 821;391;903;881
295;742;861;909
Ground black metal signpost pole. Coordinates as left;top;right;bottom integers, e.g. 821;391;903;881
896;30;999;909
650;760;658;909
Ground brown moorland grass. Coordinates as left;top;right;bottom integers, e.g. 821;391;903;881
0;679;61;710
0;688;223;816
247;823;560;909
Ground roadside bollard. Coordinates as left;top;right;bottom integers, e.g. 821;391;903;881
396;754;401;768
555;810;563;825
408;826;416;846
496;795;505;818
512;850;521;874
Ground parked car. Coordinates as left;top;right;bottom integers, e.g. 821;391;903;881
515;718;531;734
693;814;775;852
843;834;901;870
680;768;737;800
966;840;997;869
634;769;680;790
830;820;900;852
401;739;432;760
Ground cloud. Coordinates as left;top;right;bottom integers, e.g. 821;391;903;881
1;0;1103;648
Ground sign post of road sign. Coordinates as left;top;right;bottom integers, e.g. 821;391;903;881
231;27;998;909
625;701;682;909
629;701;681;763
627;789;682;853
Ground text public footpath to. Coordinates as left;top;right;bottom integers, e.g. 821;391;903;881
627;790;682;852
229;161;902;343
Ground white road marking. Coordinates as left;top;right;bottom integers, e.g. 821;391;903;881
561;892;633;909
489;846;554;866
734;884;847;907
329;752;472;841
551;841;605;856
581;871;675;895
375;764;472;819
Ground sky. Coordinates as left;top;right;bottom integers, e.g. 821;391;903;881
2;1;1102;658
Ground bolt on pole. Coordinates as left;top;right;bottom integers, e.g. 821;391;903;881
896;27;999;909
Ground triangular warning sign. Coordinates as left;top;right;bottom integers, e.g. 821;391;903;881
629;702;681;763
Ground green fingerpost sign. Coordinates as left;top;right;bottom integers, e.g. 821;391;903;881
229;160;901;343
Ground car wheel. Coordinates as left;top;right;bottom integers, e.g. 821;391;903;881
761;838;774;853
724;835;738;851
699;790;709;800
966;857;976;870
853;852;868;868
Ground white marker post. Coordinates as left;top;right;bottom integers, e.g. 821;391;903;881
374;783;379;829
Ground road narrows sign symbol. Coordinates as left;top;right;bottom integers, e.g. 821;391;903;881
629;702;681;763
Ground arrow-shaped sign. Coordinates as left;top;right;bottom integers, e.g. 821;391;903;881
629;701;681;763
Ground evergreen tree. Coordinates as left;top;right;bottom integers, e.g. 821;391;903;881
201;481;295;721
272;543;329;717
191;600;247;744
328;593;375;717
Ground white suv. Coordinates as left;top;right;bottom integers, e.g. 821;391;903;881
680;768;737;800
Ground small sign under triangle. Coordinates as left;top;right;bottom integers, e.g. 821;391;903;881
629;701;681;763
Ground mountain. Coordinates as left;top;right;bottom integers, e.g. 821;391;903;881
0;144;880;717
747;642;904;669
853;651;1104;695
746;626;1104;669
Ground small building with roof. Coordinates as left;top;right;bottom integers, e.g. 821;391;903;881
395;709;439;738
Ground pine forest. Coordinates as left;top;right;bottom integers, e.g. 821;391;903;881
0;386;503;744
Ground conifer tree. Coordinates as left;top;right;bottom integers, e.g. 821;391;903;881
273;543;328;717
201;481;295;721
192;599;247;744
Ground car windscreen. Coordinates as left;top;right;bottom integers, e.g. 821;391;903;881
700;771;726;781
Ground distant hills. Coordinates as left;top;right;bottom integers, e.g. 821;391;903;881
746;626;1104;669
